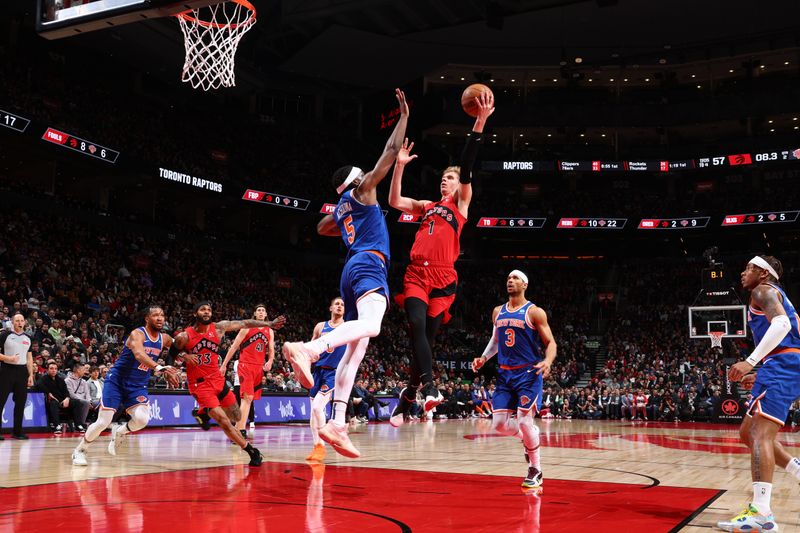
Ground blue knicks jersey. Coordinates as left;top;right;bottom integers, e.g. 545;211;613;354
495;302;543;368
109;327;164;387
333;189;390;263
748;283;800;356
316;321;347;368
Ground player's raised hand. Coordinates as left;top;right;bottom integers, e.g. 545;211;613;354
397;138;417;166
396;88;409;117
533;360;551;378
475;91;495;121
472;356;485;372
268;315;286;330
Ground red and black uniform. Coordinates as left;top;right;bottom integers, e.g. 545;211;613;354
237;327;272;400
400;195;467;322
185;324;236;409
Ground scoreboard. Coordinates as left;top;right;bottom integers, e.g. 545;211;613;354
242;190;311;211
0;109;30;133
477;217;546;229
721;211;800;226
638;217;710;230
557;218;627;229
41;127;120;163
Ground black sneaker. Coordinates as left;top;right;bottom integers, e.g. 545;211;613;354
192;408;211;431
245;444;263;467
11;433;29;440
422;383;444;413
521;466;543;490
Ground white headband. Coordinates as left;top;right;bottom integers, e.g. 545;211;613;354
336;166;363;195
749;256;780;280
509;270;529;284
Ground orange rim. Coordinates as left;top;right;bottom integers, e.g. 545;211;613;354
176;0;256;30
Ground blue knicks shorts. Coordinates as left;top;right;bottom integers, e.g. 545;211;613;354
309;366;337;397
747;351;800;426
493;366;542;413
101;371;149;412
340;251;390;321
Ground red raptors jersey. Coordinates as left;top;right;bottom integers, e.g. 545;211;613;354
239;327;272;366
410;195;467;265
184;324;222;382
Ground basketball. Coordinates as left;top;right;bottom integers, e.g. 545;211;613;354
461;83;493;117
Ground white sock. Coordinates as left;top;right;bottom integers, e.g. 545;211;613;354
303;294;385;356
752;482;772;515
785;457;800;480
332;400;349;426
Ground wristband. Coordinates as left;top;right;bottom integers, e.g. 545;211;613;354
155;365;165;372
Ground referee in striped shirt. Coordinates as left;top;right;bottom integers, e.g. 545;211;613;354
0;313;34;439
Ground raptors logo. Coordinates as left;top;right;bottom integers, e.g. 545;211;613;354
722;399;740;416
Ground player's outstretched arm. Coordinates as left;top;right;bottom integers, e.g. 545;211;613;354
472;306;502;372
388;138;427;216
456;91;494;217
729;285;791;381
216;316;286;335
266;328;275;371
220;328;248;377
127;329;162;372
317;215;341;237
530;305;557;378
355;88;409;204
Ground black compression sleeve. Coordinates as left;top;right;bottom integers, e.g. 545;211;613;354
459;133;482;184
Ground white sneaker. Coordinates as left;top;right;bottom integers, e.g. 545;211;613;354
108;423;125;456
72;449;88;466
389;413;405;428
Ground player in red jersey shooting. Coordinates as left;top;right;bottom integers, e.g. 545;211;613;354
220;303;275;440
388;91;494;425
174;301;285;466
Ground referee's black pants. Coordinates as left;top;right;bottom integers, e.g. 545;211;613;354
0;363;29;434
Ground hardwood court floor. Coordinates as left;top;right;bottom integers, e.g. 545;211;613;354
1;418;799;532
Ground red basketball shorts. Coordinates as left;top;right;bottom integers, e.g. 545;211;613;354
189;375;236;410
399;262;458;321
238;362;263;400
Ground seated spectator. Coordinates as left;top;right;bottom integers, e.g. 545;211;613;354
64;360;92;431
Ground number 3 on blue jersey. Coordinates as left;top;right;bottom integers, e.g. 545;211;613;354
345;215;355;244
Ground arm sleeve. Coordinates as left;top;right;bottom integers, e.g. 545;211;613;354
746;314;792;365
458;133;483;184
481;325;499;360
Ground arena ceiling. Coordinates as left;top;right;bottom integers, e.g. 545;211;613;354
10;0;800;91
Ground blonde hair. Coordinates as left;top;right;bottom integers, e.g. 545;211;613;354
442;166;461;177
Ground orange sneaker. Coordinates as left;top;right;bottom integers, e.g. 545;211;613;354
318;421;360;458
282;342;314;389
306;443;326;462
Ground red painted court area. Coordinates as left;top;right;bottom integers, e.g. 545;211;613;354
0;461;720;532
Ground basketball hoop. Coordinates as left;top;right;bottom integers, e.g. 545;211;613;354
175;0;256;91
709;331;724;349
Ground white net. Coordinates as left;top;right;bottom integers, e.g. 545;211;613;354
176;0;256;91
709;332;724;349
